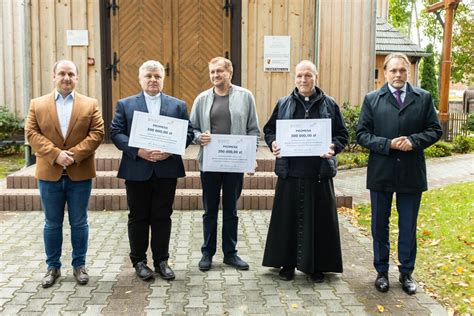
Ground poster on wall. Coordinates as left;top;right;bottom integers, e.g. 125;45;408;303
66;30;89;46
263;36;290;72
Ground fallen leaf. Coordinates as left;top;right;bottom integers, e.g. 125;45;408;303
454;281;469;287
291;304;298;309
422;230;432;236
377;305;385;313
455;266;464;274
125;290;132;294
428;239;441;246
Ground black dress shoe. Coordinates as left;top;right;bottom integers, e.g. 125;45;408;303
134;262;154;280
156;261;175;280
375;272;389;293
311;271;324;283
198;255;212;271
399;273;417;295
42;268;61;288
73;266;89;285
278;266;295;281
223;255;249;270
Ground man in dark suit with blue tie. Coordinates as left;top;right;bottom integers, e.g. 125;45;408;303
110;60;193;281
357;53;442;295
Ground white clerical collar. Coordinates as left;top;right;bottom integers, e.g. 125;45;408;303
144;92;161;100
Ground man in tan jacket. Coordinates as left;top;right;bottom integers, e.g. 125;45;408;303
26;60;104;288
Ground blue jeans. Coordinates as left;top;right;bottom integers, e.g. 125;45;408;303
38;176;92;269
200;171;243;257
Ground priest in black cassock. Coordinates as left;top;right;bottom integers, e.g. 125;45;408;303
262;60;348;282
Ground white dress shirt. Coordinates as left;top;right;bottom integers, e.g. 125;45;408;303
55;90;75;138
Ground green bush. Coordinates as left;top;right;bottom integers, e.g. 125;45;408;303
340;102;361;152
424;141;452;158
0;106;24;155
466;113;474;132
337;151;369;169
452;135;474;153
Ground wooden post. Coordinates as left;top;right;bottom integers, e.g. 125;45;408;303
426;0;461;139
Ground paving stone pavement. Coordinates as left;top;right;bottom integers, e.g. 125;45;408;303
0;210;448;316
335;153;474;204
1;154;472;315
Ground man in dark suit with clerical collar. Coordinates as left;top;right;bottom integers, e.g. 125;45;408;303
110;60;194;281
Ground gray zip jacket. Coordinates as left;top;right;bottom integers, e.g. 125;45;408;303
190;85;261;170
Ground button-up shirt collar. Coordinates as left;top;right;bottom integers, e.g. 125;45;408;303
388;83;407;103
55;90;75;138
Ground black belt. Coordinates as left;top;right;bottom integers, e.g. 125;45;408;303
62;169;68;175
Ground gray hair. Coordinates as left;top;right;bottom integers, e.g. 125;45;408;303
138;60;165;78
295;60;318;75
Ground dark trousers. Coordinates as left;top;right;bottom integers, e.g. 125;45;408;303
370;190;422;274
200;171;243;257
125;173;177;267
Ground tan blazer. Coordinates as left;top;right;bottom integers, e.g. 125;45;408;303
26;91;104;181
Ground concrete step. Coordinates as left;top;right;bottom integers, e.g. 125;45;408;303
7;169;278;190
94;144;276;172
0;188;352;211
1;144;353;211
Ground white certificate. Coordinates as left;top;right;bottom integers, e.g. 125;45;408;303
276;119;332;157
202;134;257;173
128;111;188;155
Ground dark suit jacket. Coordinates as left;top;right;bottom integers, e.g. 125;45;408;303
26;91;104;181
110;92;193;181
356;83;442;193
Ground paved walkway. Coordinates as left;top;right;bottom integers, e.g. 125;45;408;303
0;154;472;315
335;153;474;204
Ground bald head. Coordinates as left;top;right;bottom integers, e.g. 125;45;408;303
295;60;318;96
295;60;318;76
53;60;78;75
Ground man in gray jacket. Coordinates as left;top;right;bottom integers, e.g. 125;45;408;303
190;57;260;271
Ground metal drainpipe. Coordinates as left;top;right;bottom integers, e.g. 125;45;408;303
314;0;320;69
22;0;34;166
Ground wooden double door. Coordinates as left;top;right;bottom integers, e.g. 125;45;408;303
109;0;232;113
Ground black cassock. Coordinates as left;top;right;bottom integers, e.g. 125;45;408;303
262;176;343;274
262;87;347;274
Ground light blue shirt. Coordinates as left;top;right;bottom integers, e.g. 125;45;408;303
144;92;161;116
55;90;75;138
388;83;407;103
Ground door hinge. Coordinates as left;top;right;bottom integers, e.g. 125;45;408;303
165;63;170;77
223;0;233;17
106;52;120;80
107;0;119;16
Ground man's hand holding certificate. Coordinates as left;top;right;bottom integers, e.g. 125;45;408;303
128;111;189;155
276;119;331;157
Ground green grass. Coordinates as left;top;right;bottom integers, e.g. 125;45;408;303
352;182;474;314
0;153;25;179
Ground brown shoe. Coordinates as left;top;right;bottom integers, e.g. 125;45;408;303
42;268;61;288
73;266;89;285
